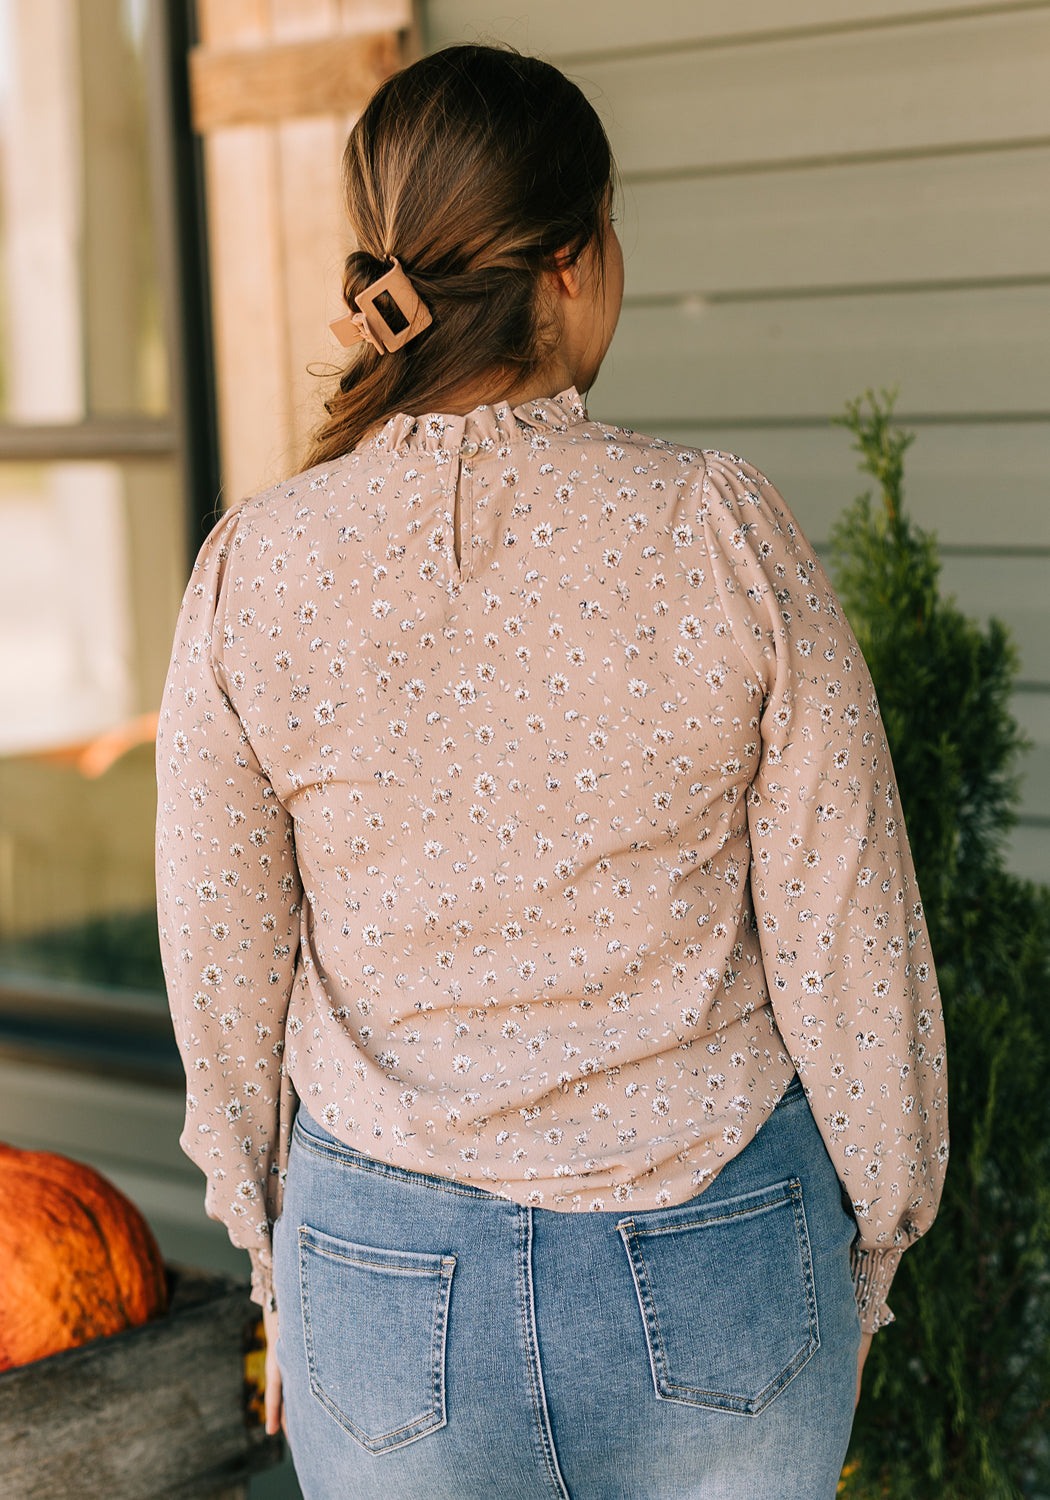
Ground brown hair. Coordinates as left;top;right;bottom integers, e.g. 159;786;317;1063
303;45;615;468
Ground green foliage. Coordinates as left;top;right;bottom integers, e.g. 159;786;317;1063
832;393;1050;1499
0;908;165;992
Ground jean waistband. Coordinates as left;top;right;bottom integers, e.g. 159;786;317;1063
292;1107;504;1200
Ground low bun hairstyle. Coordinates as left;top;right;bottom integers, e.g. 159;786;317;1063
303;45;615;467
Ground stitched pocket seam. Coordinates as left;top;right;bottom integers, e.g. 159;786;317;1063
618;1177;820;1416
299;1225;455;1453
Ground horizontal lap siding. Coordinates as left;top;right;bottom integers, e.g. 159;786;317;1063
623;149;1050;296
425;0;1046;57
649;423;1049;549
1008;825;1050;883
578;12;1050;178
1011;695;1050;823
596;287;1050;421
424;0;1050;880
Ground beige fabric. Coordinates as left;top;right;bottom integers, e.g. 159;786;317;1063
156;389;947;1332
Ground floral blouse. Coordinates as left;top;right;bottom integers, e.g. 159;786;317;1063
156;388;948;1332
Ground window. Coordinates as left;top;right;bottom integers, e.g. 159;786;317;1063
0;0;215;1080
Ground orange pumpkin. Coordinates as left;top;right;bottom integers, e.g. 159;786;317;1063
0;1143;168;1370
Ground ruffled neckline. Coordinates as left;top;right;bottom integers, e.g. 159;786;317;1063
379;386;588;456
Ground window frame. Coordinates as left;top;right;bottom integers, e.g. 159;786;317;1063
0;0;219;1084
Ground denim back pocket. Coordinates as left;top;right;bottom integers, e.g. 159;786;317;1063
298;1224;456;1453
618;1177;819;1415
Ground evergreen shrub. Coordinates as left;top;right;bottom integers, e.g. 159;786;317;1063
832;394;1050;1499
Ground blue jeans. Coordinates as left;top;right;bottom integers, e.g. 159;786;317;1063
273;1076;862;1499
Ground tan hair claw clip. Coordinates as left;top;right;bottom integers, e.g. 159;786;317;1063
329;257;433;354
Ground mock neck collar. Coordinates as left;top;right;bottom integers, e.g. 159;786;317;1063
378;387;588;457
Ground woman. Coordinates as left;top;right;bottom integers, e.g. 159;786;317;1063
157;45;948;1500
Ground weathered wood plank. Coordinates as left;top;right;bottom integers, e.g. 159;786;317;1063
189;32;401;130
197;0;412;46
0;1268;281;1500
193;0;414;503
276;114;356;469
201;126;292;502
271;0;414;40
424;0;1039;57
592;285;1050;426
195;0;268;47
620;147;1050;298
269;0;339;41
575;10;1050;178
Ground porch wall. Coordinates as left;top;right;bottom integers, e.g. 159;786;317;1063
425;0;1050;885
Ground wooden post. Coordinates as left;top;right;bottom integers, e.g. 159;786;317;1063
189;0;415;506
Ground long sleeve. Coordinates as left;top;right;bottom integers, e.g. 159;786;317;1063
153;394;947;1330
700;452;949;1332
156;510;303;1310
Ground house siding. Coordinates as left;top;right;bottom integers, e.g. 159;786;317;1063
425;0;1050;882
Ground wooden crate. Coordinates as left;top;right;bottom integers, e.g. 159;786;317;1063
0;1266;284;1499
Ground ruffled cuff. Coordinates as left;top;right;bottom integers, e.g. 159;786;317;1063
249;1248;277;1313
850;1244;904;1334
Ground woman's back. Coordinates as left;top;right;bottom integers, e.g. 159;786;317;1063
175;390;793;1211
160;383;939;1236
156;43;947;1489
